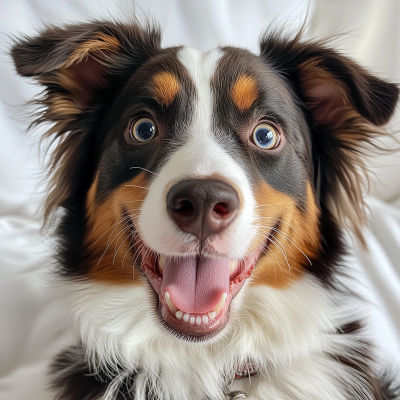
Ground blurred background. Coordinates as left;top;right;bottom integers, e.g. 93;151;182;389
0;0;399;398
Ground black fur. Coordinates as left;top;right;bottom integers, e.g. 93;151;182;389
11;20;400;400
50;345;143;400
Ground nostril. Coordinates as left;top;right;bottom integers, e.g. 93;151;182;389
174;200;194;216
213;202;230;218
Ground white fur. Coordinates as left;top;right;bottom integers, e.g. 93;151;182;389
70;273;372;400
68;47;378;400
138;48;257;259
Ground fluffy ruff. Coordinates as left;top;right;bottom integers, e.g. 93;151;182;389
55;277;365;400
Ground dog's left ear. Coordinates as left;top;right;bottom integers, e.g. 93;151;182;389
260;32;399;241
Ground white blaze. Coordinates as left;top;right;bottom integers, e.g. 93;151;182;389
138;47;257;258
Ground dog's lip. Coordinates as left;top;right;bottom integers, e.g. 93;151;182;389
137;235;270;339
126;212;274;339
141;248;259;338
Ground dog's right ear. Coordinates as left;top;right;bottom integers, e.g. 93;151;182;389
12;21;161;110
11;21;161;221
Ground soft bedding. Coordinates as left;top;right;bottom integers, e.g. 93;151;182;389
1;1;399;399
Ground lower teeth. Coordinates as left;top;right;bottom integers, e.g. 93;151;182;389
167;293;228;325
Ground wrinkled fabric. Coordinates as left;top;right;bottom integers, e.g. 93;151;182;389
1;1;399;399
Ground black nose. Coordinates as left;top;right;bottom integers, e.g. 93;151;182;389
166;179;239;241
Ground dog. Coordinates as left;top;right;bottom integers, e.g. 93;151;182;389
11;19;400;400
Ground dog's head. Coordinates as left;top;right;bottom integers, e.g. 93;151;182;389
12;21;398;342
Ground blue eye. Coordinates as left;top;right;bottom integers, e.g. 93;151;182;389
252;123;280;149
130;118;157;142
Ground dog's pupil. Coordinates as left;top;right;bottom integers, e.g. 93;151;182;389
255;127;273;146
137;121;155;141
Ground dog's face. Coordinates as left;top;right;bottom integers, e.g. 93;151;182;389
83;45;321;338
12;22;398;343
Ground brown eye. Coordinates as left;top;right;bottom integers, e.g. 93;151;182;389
252;123;280;149
130;118;157;142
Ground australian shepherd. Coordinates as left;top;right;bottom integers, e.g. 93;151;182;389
11;19;400;400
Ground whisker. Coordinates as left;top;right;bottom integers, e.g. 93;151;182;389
104;213;137;249
254;204;295;213
113;224;135;265
93;207;141;245
253;236;282;271
93;216;128;245
122;236;144;269
124;184;149;190
256;226;298;274
257;216;301;239
130;166;166;178
266;235;291;275
127;241;146;273
113;220;131;248
97;211;141;266
252;240;278;282
258;226;291;260
257;225;312;266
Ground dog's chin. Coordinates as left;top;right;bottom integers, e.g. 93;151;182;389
139;241;263;341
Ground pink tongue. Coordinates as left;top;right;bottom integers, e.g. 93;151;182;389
160;256;229;314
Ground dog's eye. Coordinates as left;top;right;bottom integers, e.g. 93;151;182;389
252;123;280;149
130;118;157;142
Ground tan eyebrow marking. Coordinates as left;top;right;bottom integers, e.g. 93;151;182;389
152;71;180;106
230;75;259;111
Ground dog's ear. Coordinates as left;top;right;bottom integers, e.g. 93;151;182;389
11;21;161;222
12;21;160;109
260;31;399;242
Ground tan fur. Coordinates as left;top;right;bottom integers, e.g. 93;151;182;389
50;97;81;116
152;71;180;106
64;33;120;67
85;173;149;284
299;58;349;107
230;75;259;111
250;182;320;287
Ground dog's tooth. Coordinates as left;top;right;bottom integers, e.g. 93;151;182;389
208;312;216;320
158;255;166;272
183;313;190;322
196;316;202;325
212;293;227;315
164;292;177;313
229;259;238;274
189;316;195;324
202;315;209;324
175;310;183;320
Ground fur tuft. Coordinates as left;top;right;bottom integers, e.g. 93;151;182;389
260;29;399;244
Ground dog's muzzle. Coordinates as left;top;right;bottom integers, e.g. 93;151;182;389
140;178;262;337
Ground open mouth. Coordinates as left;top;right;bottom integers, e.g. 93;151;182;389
140;243;264;339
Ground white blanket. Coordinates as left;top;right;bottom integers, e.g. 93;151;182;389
1;1;399;399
